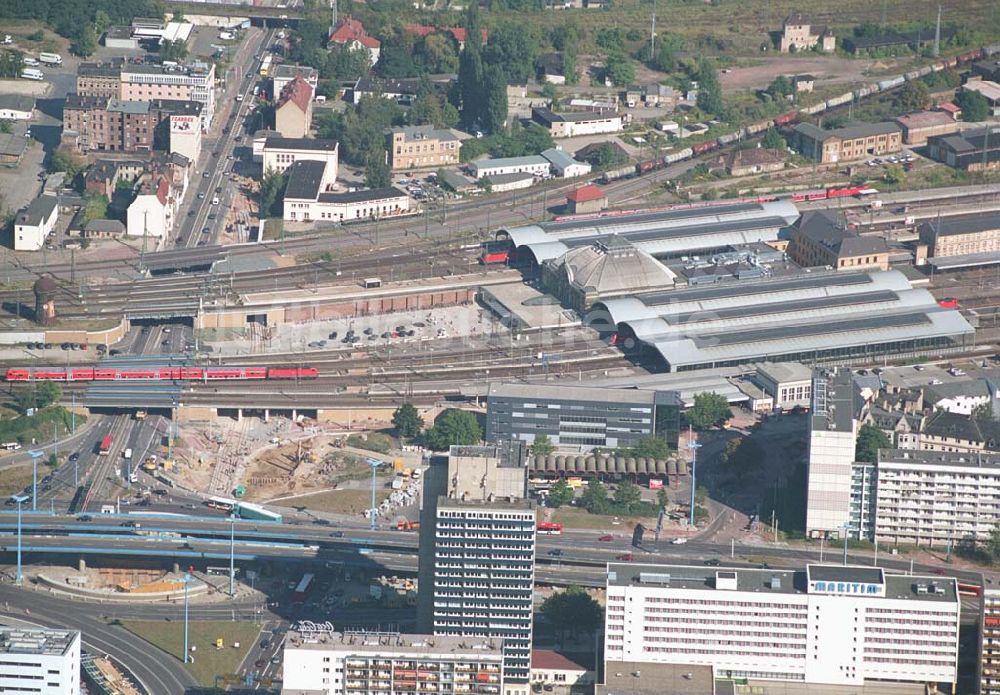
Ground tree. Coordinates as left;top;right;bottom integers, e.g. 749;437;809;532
696;58;723;117
50;148;85;180
974;402;994;421
586;142;627;167
719;437;764;482
656;487;669;510
650;32;685;72
0;120;10;134
36;381;61;409
160;39;189;63
580;478;609;514
365;148;392;188
613;479;642;513
686;392;733;430
882;164;905;185
855;423;891;463
547;478;574;507
630;436;671;460
458;3;485;127
417;33;459;74
259;168;288;218
71;25;96;57
605;52;635;87
956;89;990;122
81;192;109;224
484;22;537;84
392;403;424;438
541;586;603;645
325;44;371;82
481;64;508;134
93;9;112;34
766;75;793;99
532;433;555;457
425;409;482;450
894;80;929;113
762;127;785;150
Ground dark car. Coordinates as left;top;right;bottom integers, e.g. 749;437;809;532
202;227;211;234
313;518;332;526
255;658;267;669
223;127;231;134
207;214;217;221
331;531;345;538
212;150;220;157
363;327;373;335
96;344;107;353
547;549;563;557
381;332;391;339
77;515;92;522
328;331;338;340
598;534;613;541
109;349;122;356
616;553;634;561
260;640;270;649
197;240;208;246
44;343;53;350
68;453;80;463
704;558;721;566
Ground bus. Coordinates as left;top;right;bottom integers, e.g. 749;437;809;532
237;501;283;523
98;435;113;455
958;582;983;597
206;496;238;512
292;573;314;603
259;54;273;76
537;522;563;535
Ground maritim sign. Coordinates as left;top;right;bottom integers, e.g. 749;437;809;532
810;580;885;597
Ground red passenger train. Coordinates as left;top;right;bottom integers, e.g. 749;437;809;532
4;366;320;382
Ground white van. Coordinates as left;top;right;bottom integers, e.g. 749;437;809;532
22;57;38;66
123;448;133;460
21;68;43;81
314;95;326;103
211;195;220;205
38;52;61;65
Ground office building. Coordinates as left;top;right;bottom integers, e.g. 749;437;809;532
282;628;503;695
263;137;339;184
754;361;813;411
388;125;460;171
605;562;959;688
0;628;81;694
792;121;902;163
282;159;410;223
806;368;864;539
983;590;1000;695
119;61;215;128
418;442;535;695
486;382;680;451
873;449;1000;548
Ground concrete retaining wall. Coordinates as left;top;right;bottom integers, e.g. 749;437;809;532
36;573;208;602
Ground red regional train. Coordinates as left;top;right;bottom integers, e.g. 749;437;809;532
4;366;320;382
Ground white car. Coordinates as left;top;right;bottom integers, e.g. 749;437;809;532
671;537;687;545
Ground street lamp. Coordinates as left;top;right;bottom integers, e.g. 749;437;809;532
687;432;702;528
27;450;43;512
12;494;28;585
841;523;853;566
366;458;384;530
229;518;236;598
182;573;192;663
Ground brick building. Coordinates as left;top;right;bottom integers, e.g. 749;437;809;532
63;96;202;153
792;121;902;163
893;110;961;145
76;60;123;98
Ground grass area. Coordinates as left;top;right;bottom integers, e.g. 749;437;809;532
121;620;262;688
0;465;34;497
549;506;655;531
273;488;391;514
261;218;283;241
0;406;85;450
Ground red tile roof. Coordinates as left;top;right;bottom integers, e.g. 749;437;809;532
278;75;313;114
566;184;607;203
939;102;961;114
531;650;586;672
404;24;487;46
329;17;381;48
155;175;170;206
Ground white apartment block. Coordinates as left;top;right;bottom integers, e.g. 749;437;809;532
263;137;339;188
982;590;1000;695
806;368;863;538
0;628;81;694
282;628;504;695
605;562;959;688
119;62;216;128
873;450;1000;548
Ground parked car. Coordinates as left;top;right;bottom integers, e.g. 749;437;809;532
616;553;633;561
598;534;613;541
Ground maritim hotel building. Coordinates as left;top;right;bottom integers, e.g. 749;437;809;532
604;562;959;691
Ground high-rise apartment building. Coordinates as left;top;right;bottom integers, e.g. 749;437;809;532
0;628;81;694
982;589;1000;695
418;442;535;695
282;629;504;695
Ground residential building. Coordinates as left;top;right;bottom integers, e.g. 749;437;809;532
126;176;173;238
283;159;409;223
754;361;813;411
983;590;1000;695
643;83;677;108
387;125;460;171
485;172;535;192
418;442;535;695
82;218;126;238
927;126;1000;171
404;25;487;51
282;629;504;695
780;12;836;52
76;60;123;98
119;61;215;129
874;449;1000;547
13;195;59;251
486;382;681;451
605;562;959;687
565;184;607;214
531;107;623;138
806;368;863;539
329;17;381;67
963;80;1000;116
722;147;785;176
271;63;320;101
0;94;34;120
530;650;591;688
893;110;960;145
0;628;81;694
792;121;902;163
470;156;550;180
275;76;313;139
540;148;591;178
63;95;202;153
788;210;890;271
919;409;1000;453
263;137;339;186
